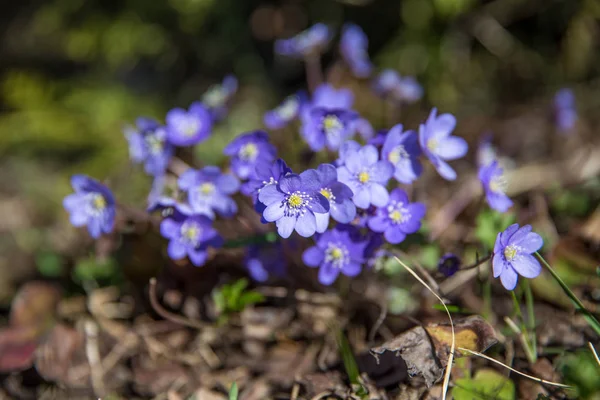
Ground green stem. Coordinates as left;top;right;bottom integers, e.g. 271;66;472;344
482;274;492;320
523;280;538;362
222;232;277;249
536;252;600;337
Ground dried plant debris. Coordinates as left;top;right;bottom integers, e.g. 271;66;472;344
370;316;497;387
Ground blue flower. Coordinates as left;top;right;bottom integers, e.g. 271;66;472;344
63;175;116;239
364;232;385;268
224;131;277;180
354;118;375;141
302;225;368;285
372;70;423;104
418;108;468;181
241;158;293;201
124;118;174;176
201;75;238;122
381;124;422;184
310;83;354;109
438;253;461;277
178;166;240;218
340;24;373;78
553;88;577;134
275;23;332;58
160;211;223;267
367;188;425;244
166;102;212;146
258;170;330;238
302;107;359;151
264;92;307;130
477;132;496;167
335;140;361;167
478;160;513;213
367;129;388;148
493;224;543;290
245;243;286;282
336;144;394;209
313;164;357;233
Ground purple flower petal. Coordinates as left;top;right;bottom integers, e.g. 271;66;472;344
295;212;317;237
513;254;542;278
168;241;187;260
437;136;469;160
263;203;285;222
318;263;340;285
342;262;362;277
384;227;406;244
492;252;505;278
303;246;324;267
500;266;518;290
276;216;296;238
369;184;389;207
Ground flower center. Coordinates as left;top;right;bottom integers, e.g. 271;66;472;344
199;182;215;196
239;143;259;161
320;187;335;202
358;171;370;184
387;201;410;224
282;191;312;217
388;145;409;164
145;133;164;154
325;243;349;268
287;193;303;208
91;193;106;211
277;98;298;119
427;138;438;152
202;86;226;108
503;245;518;261
180;221;202;246
322;115;342;134
489;174;507;194
179;116;200;137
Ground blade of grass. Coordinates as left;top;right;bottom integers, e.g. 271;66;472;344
589;342;600;368
228;382;238;400
523;280;537;362
535;252;600;336
393;256;454;400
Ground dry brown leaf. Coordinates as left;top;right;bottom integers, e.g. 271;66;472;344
370;316;497;387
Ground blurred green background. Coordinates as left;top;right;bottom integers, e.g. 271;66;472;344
0;0;599;298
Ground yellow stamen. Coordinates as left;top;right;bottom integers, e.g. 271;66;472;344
239;143;258;160
92;195;106;210
427;138;438;152
504;245;517;261
320;188;332;200
330;248;343;259
390;210;403;223
358;171;370;183
288;194;303;208
199;182;215;195
323;115;342;133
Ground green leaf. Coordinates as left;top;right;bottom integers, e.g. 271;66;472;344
558;350;600;398
238;291;265;309
453;369;515;400
35;252;64;277
228;382;238;400
336;330;360;385
73;256;118;283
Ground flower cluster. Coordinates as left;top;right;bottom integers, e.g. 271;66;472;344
62;22;549;291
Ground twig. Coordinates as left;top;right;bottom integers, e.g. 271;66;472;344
149;278;208;330
368;301;388;344
84;320;106;397
394;257;454;400
457;347;571;388
290;383;300;400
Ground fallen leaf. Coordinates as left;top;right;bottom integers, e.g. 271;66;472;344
370;316;497;387
9;281;61;335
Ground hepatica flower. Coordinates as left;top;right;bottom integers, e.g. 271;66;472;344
160;212;223;267
300;84;357;151
335;140;361;167
367;188;425;244
302;225;368;285
419;108;468;181
124;118;173;176
258;170;329;238
201;75;238;122
304;107;359;151
245;243;286;282
63;175;115;239
340;23;373;78
166;102;212;146
372;70;423;104
553;88;577;134
275;23;332;58
178;166;239;218
337;144;394;209
224;131;276;180
313;164;356;233
264;92;306;130
477;132;496;167
242;158;293;200
479;160;513;212
438;253;461;277
493;224;543;290
381;124;422;184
